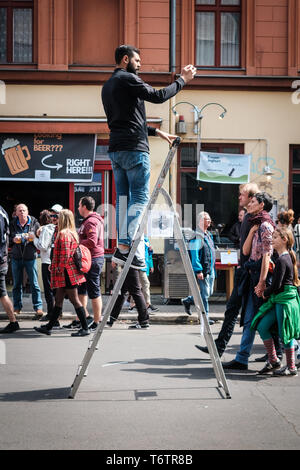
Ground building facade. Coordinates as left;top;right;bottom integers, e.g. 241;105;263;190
0;0;300;259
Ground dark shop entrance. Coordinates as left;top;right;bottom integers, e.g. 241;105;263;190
0;181;69;220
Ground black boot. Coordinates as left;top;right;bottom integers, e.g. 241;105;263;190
46;306;63;330
74;306;89;331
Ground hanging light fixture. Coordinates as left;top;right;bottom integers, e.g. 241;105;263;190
175;115;187;134
263;165;274;182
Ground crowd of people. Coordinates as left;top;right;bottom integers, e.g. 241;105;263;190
0;196;160;336
0;198;106;337
1;44;299;379
193;183;300;378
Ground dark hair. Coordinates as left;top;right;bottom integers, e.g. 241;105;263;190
115;45;140;65
276;209;294;226
275;227;300;286
79;196;95;211
253;192;273;213
39;209;52;226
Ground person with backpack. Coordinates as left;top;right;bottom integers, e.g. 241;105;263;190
34;209;90;337
0;204;19;334
77;196;104;331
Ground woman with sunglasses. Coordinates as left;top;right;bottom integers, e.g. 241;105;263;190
223;192;276;370
33;209;56;322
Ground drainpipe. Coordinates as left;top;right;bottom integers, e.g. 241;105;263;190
169;0;177;200
170;0;176;76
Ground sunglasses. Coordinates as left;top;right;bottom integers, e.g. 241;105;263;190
50;214;59;219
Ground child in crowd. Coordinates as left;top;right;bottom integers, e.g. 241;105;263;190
251;227;300;376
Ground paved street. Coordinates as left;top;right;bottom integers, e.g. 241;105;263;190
0;309;300;450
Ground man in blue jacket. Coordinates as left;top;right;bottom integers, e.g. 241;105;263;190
181;211;216;324
102;45;196;269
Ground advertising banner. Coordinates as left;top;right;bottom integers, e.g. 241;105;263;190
197;152;251;184
0;133;96;182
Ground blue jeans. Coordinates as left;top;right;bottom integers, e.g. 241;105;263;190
11;258;43;311
185;274;215;319
235;291;256;365
109;151;150;261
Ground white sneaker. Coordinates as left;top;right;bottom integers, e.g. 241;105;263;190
273;366;298;377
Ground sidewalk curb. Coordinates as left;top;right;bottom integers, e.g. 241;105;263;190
0;312;225;324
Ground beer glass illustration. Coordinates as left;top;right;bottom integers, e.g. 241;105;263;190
1;138;31;175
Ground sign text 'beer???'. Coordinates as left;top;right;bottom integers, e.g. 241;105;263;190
0;133;96;182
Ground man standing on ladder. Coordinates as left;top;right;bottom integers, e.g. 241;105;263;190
102;45;196;269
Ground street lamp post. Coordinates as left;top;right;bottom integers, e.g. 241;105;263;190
171;101;227;165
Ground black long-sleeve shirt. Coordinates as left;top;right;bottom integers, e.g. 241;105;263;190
264;253;294;297
229;221;241;247
239;212;252;267
101;68;185;153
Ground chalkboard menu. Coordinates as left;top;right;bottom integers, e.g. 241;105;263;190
74;173;102;228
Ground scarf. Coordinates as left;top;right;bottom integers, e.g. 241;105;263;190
249;210;276;229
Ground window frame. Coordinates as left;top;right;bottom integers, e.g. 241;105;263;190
177;142;245;212
0;0;34;64
195;0;242;69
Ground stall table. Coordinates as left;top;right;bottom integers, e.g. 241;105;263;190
215;261;238;300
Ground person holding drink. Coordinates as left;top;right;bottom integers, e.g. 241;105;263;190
9;203;44;318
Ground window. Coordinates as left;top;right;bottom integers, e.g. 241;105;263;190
195;0;241;68
0;1;33;64
177;143;244;231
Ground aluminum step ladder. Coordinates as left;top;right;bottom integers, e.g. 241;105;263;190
68;137;231;399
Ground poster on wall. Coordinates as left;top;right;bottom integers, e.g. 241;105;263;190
0;133;96;182
74;173;102;228
197;152;251;184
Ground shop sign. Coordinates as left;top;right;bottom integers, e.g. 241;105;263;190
197;152;251;184
0;133;96;182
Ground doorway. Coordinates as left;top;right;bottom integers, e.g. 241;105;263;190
0;181;69;220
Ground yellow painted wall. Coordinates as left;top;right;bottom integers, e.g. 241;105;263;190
2;85;300;253
165;89;300;208
2;85;101;117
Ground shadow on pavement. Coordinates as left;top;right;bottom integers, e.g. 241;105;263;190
0;387;70;402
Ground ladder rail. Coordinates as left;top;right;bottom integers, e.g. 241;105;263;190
68;137;231;400
160;188;231;398
69;138;182;399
